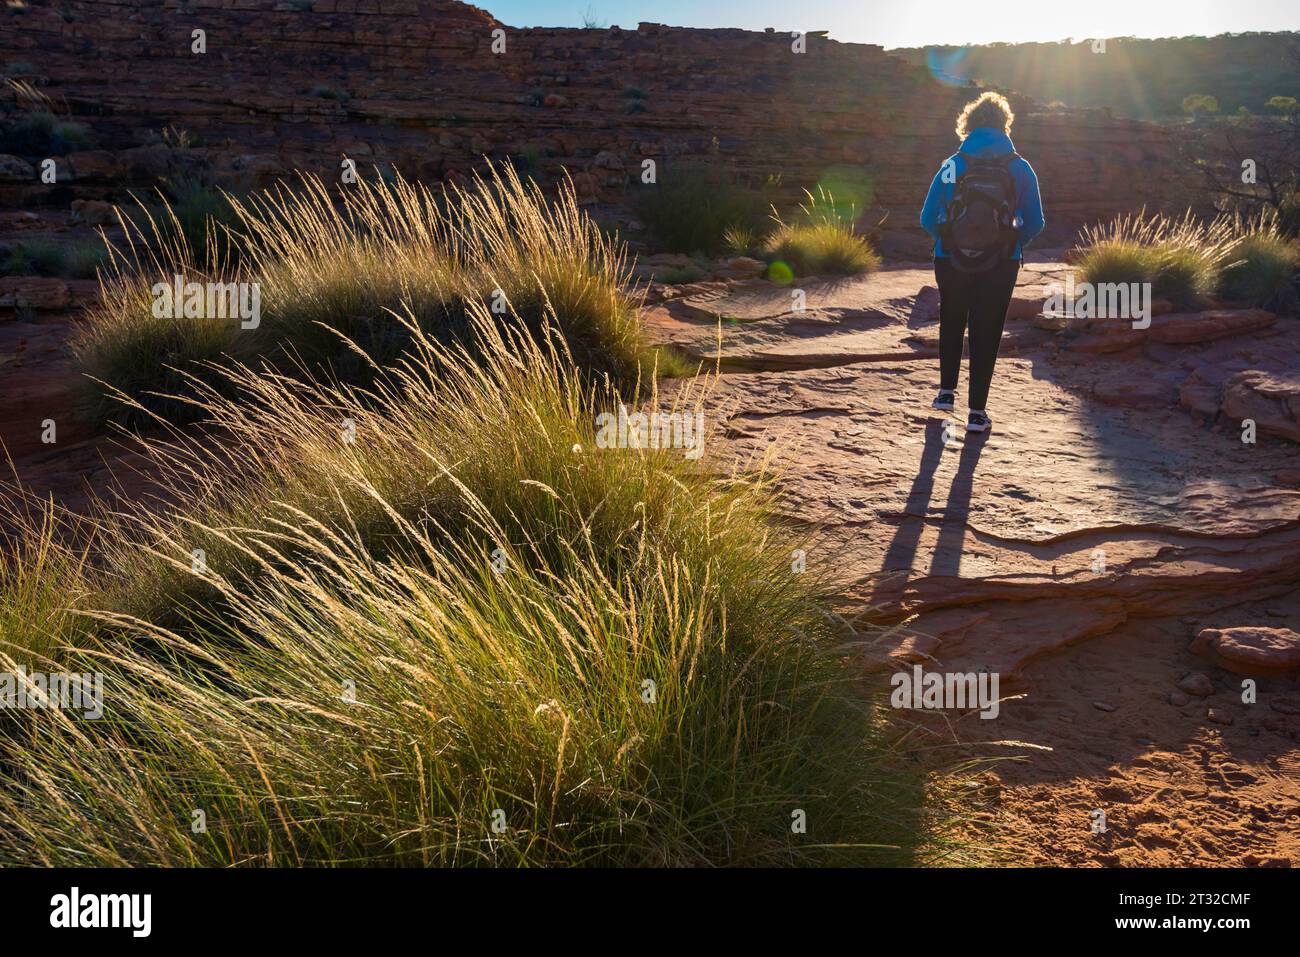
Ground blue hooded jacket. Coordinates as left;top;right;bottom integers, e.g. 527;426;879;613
919;127;1044;259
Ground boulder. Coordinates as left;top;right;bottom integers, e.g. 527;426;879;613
0;277;71;311
1220;370;1300;443
71;199;116;225
1148;309;1275;344
229;154;288;189
1005;296;1043;320
67;150;121;181
1176;672;1215;697
119;145;174;181
1068;319;1146;353
714;256;767;281
1191;626;1300;676
0;154;36;183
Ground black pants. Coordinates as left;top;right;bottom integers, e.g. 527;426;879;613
935;257;1020;411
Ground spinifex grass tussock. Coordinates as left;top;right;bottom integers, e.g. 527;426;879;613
763;188;881;279
0;309;940;866
1217;209;1300;306
73;163;651;427
1074;207;1298;308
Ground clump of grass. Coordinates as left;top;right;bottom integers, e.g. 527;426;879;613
0;309;938;867
74;165;652;427
1074;210;1232;307
762;188;881;277
1076;209;1298;308
722;223;759;256
161;123;199;149
1217;211;1300;306
1;237;108;278
1069;237;1148;287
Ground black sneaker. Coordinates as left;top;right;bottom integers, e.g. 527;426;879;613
967;410;992;433
932;389;956;412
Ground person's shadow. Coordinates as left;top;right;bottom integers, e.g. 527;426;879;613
879;417;988;581
930;429;987;577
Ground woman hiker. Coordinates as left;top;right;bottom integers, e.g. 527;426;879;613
920;91;1044;433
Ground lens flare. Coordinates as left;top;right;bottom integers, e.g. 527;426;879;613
926;47;971;87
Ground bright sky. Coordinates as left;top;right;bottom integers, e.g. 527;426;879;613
480;0;1300;47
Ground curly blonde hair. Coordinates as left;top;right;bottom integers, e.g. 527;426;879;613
955;92;1015;140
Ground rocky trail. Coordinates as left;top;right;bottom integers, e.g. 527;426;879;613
646;258;1300;865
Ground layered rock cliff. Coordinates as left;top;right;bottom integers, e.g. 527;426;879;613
3;0;1188;252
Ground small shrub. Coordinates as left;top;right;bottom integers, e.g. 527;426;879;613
0;246;30;276
1;238;107;279
764;222;881;277
3;111;93;155
635;165;773;256
655;264;706;284
62;239;109;278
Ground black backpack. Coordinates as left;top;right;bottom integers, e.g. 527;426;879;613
942;153;1020;273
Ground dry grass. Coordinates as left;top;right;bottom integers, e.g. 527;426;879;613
1074;208;1298;308
0;305;952;866
73;165;651;426
763;189;881;278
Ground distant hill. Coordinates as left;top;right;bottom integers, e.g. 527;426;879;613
892;33;1300;119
